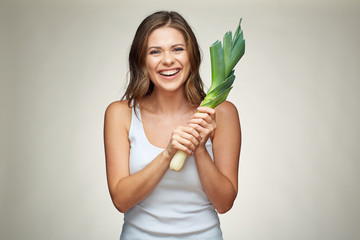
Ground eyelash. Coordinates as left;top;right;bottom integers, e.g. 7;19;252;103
150;50;161;55
174;47;184;52
149;48;185;55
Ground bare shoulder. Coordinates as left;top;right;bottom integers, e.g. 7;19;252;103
105;100;131;115
104;100;132;131
214;100;239;120
213;101;241;140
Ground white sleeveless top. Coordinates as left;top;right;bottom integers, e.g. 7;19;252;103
120;106;222;239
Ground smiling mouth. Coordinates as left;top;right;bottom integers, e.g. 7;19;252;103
159;69;180;76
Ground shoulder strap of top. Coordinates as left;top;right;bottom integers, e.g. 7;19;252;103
129;105;141;135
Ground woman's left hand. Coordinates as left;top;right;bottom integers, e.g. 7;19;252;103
188;106;216;151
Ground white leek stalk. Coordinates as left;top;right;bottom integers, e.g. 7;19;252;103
169;19;246;171
169;151;188;172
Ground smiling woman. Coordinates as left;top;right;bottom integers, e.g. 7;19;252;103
145;27;191;94
104;11;241;240
123;11;205;109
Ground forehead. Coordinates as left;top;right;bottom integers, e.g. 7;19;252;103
147;27;186;47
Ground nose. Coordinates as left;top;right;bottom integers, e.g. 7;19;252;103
162;51;175;65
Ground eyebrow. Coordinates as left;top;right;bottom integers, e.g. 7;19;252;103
147;44;186;50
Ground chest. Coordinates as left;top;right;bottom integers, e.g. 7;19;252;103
141;112;192;149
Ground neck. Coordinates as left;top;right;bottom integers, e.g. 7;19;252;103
143;88;194;115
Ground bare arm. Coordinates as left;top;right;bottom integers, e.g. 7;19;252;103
190;101;241;214
104;101;200;213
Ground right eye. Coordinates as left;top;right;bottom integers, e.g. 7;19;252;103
150;50;161;55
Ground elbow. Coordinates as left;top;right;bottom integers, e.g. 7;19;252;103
112;198;131;213
216;205;232;214
215;190;237;214
115;204;129;214
217;210;229;214
115;204;130;213
216;202;234;214
109;186;135;213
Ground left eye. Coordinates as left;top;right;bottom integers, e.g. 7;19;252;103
173;48;184;52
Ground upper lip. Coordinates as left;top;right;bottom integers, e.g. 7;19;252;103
158;68;181;72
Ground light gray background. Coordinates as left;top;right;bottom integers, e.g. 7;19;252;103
1;0;359;239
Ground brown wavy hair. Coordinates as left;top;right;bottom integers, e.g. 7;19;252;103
122;11;206;108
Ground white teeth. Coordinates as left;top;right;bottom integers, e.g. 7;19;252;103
159;69;180;76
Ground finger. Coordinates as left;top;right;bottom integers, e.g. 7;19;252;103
168;135;193;155
171;141;193;155
188;118;209;128
181;126;200;139
187;123;210;145
197;107;216;119
175;126;200;143
187;123;203;141
173;128;199;150
188;123;203;140
191;112;215;124
178;131;200;149
173;135;197;153
188;120;216;137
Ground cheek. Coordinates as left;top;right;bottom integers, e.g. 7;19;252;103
145;59;157;75
146;54;158;65
145;58;152;69
183;56;191;73
178;53;189;66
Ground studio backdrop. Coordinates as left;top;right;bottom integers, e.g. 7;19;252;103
1;0;359;239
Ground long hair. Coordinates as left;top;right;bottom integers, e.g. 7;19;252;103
122;11;206;108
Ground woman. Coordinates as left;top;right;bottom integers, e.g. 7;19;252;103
104;11;241;239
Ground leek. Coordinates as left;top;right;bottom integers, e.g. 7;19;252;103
170;19;245;171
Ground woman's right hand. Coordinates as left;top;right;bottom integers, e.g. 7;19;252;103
165;125;201;158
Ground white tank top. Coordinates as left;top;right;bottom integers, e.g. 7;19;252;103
121;106;222;239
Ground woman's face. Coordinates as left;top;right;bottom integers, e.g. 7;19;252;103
145;27;191;94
